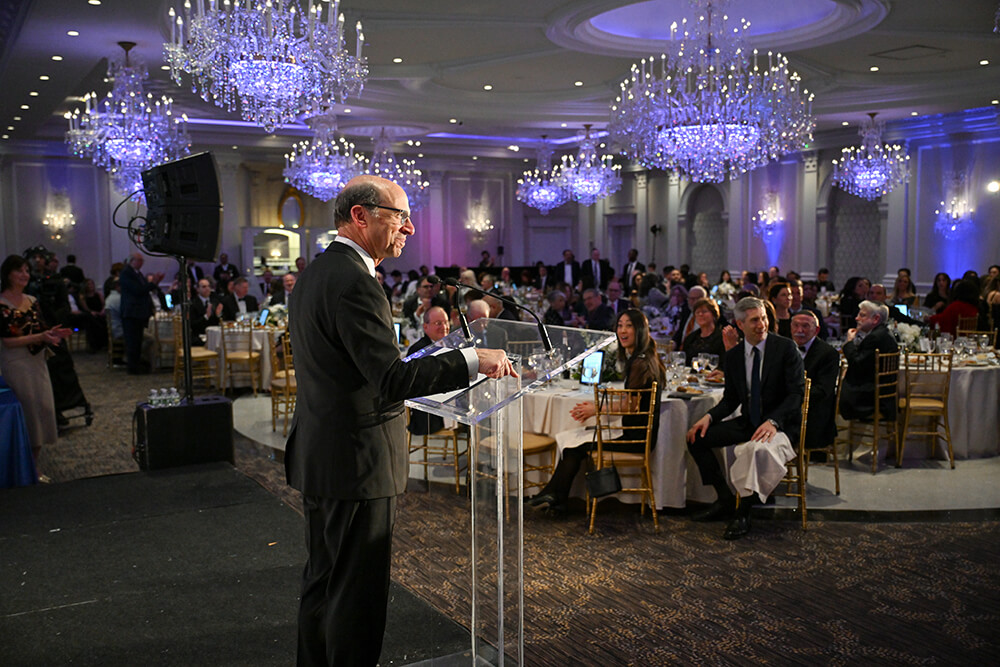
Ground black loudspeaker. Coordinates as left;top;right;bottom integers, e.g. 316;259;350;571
141;152;222;261
132;395;234;471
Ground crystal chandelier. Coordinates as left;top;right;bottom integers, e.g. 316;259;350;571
608;0;815;183
42;190;76;242
284;114;366;201
367;128;429;212
935;172;974;239
516;137;569;214
163;0;368;133
556;125;622;206
752;190;783;241
832;113;910;201
66;42;190;200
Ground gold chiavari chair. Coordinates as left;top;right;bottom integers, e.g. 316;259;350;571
219;321;262;396
776;377;811;529
806;362;842;495
844;350;900;474
406;407;470;494
106;313;125;369
588;382;659;534
897;352;954;468
269;330;296;436
171;314;218;390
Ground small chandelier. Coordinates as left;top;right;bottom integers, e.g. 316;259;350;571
608;0;815;183
66;41;190;200
367;128;429;212
163;0;368;133
832;113;910;201
935;172;975;239
556;125;622;206
42;190;76;242
284;114;366;201
465;200;494;241
516;137;569;215
752;190;783;241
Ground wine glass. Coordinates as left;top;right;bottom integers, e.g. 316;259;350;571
705;354;719;373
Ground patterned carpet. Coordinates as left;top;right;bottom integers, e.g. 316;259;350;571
36;352;1000;665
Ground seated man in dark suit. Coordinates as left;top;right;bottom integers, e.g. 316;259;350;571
839;300;899;421
220;277;259;320
605;280;631;318
868;283;923;326
790;311;839;460
686;297;805;540
268;272;296;307
190;278;222;341
574;288;615;331
406;306;452;436
402;275;450;328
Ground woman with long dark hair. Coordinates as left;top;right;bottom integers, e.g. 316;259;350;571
928;279;981;335
527;309;666;514
0;255;72;469
923;272;951;314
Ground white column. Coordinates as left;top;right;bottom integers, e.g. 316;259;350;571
882;177;909;283
798;152;819;276
634;171;649;258
665;172;681;266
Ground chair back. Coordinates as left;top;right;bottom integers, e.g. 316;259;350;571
220;321;253;357
874;350;900;419
956;314;979;332
797;376;812;450
903;352;952;402
593;383;658;462
267;329;282;375
281;329;294;371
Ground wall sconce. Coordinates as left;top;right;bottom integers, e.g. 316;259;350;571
465;199;494;241
935;172;974;239
42;190;76;242
751;190;783;241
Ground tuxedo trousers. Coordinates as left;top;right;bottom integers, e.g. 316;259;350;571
297;495;396;667
688;418;757;488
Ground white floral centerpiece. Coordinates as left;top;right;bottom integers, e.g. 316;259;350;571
895;322;922;351
265;303;287;327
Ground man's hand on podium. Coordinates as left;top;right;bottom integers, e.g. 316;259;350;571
476;349;519;379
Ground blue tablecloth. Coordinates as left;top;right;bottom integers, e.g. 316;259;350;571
0;377;37;488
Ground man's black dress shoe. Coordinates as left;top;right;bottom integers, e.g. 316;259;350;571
723;515;751;540
691;499;733;522
526;493;558;509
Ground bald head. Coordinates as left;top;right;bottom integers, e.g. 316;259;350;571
467;300;490;322
334;175;413;263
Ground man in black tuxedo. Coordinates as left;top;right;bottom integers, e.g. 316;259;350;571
839;300;899;421
213;253;239;294
790;311;839;456
119;252;165;375
788;279;829;340
220;277;259;320
605;280;631;319
533;262;552;293
189;278;222;341
406;306;452;436
621;248;645;291
268;272;296;307
552;249;581;290
581;247;613;291
402;275;450;328
575;288;615;331
868;283;923;326
285;175;515;666
686;297;804;539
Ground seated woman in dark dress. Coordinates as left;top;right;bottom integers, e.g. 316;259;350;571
682;298;726;364
526;309;665;514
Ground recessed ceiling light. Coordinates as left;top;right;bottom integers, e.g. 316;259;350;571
507;145;519;151
414;141;421;146
88;0;101;5
483;84;493;91
869;65;879;72
560;123;567;127
39;75;50;81
29;91;39;96
574;81;584;87
6;126;13;131
417;153;424;158
52;55;63;61
20;104;29;109
67;30;79;37
911;111;918;116
1;135;8;140
993;99;999;105
842;121;849;126
342;108;351;113
472;156;478;160
987;180;1000;193
523;158;529;162
232;145;238;150
392;57;403;63
161;65;170;70
449;118;458;124
980;60;990;66
13;116;21;121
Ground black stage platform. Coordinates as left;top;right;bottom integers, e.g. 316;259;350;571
0;464;469;666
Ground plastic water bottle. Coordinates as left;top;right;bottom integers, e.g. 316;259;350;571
148;389;158;408
168;387;180;406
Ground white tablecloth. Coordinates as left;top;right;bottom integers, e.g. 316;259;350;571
523;379;723;508
899;363;1000;460
147;314;175;369
204;326;277;390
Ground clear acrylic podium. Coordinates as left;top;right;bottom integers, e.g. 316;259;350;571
405;319;615;665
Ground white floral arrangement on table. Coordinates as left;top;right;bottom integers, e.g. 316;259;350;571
712;282;737;298
895;322;922;350
265;304;287;327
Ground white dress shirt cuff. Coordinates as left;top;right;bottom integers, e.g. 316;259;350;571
460;347;479;378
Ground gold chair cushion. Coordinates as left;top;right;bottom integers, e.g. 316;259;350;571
900;397;945;409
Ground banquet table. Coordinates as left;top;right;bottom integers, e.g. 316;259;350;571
0;379;36;488
897;361;1000;460
204;326;278;390
523;379;722;508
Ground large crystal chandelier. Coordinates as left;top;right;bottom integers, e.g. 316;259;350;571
163;0;368;133
935;172;974;239
66;42;190;200
556;125;622;206
608;0;815;183
516;137;569;214
832;113;910;201
42;190;76;242
284;114;366;201
367;129;429;211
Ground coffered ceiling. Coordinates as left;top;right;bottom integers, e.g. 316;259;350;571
1;0;998;162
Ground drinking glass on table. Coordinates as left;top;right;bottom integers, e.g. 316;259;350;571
704;354;719;372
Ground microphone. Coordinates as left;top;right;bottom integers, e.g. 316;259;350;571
443;278;552;352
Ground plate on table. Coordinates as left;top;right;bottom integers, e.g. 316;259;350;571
700;376;725;387
669;385;706;399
